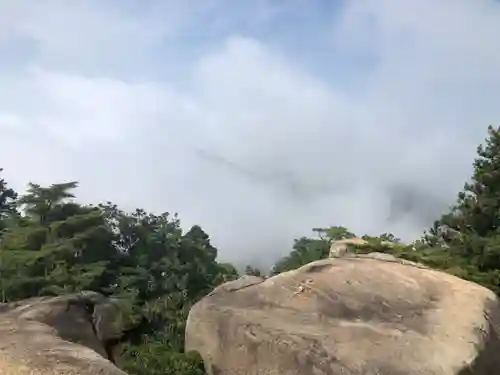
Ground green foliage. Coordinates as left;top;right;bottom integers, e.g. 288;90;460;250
123;346;206;375
0;168;18;235
271;226;353;274
418;125;500;293
0;178;237;374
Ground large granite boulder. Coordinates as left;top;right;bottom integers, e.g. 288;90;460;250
186;251;500;375
0;291;128;375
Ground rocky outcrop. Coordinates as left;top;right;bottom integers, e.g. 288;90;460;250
0;291;128;375
186;252;500;375
328;237;397;258
328;237;369;257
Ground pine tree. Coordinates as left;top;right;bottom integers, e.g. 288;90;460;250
17;181;78;225
0;181;117;298
0;168;18;235
428;125;500;282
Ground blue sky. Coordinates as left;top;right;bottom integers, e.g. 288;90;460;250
1;0;500;268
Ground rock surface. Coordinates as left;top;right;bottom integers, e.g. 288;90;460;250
328;237;396;258
328;237;369;257
0;291;128;375
186;252;500;375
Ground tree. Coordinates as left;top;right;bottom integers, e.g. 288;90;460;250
0;168;18;235
428;126;500;253
0;181;118;300
17;181;78;225
378;233;401;243
108;213;232;375
271;236;329;275
271;226;360;275
422;125;500;292
312;226;355;241
244;265;262;277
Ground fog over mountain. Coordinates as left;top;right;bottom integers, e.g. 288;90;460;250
1;0;499;268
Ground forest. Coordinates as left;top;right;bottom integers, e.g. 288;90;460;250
2;124;500;374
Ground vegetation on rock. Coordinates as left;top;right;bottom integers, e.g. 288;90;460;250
2;125;500;373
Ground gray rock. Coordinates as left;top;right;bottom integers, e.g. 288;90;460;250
186;255;500;375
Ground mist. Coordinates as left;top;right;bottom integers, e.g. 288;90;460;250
1;0;498;268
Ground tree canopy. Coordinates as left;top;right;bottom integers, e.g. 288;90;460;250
0;177;237;374
2;125;500;374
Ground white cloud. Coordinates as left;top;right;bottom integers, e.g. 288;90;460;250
1;0;500;268
30;68;174;144
1;0;176;60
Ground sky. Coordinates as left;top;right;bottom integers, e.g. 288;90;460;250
1;0;500;269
